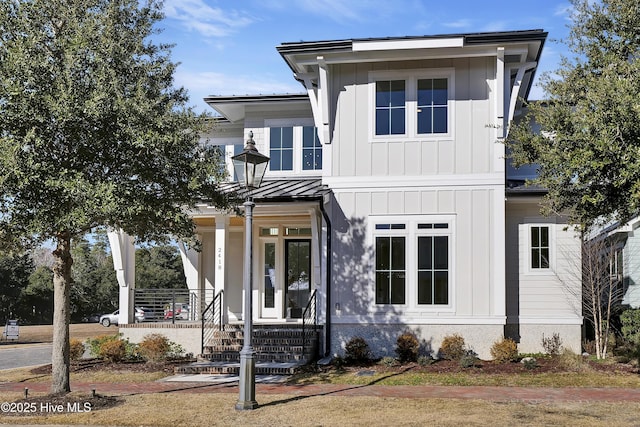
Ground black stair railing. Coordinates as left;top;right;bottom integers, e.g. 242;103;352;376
301;289;317;360
201;290;223;355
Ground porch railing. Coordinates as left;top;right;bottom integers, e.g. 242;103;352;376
133;288;215;324
201;290;224;354
301;289;317;360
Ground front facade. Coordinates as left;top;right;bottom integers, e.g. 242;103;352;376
114;30;583;359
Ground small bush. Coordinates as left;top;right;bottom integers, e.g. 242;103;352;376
379;356;397;367
557;348;586;371
542;333;563;356
417;355;434;366
440;334;466;360
621;309;640;345
69;339;85;361
521;357;537;370
99;338;127;362
490;337;518;363
395;332;419;363
138;334;171;362
332;355;346;369
88;335;119;358
344;337;371;365
459;350;478;368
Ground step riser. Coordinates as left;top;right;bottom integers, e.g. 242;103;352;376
175;365;299;375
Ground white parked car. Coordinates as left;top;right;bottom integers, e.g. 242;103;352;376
99;307;145;327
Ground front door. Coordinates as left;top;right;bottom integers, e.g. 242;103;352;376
285;239;311;319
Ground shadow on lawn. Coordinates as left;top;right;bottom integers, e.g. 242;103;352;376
258;366;414;408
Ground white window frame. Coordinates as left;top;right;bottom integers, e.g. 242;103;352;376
368;68;455;142
526;223;556;274
369;215;455;312
264;118;322;177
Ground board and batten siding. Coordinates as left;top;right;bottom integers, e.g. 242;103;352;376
329;57;497;179
623;231;640;308
330;187;501;321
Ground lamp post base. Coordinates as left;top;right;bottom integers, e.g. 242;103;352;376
235;347;258;410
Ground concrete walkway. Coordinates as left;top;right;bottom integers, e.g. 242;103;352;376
1;376;639;403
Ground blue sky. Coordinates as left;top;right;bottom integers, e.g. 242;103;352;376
155;0;574;112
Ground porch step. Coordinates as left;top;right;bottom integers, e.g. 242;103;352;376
174;360;305;376
199;326;320;368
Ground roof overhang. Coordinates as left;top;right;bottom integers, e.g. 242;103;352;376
204;93;309;123
278;29;547;100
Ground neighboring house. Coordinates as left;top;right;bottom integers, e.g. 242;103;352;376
112;29;583;359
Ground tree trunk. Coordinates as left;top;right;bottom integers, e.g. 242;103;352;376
51;232;73;394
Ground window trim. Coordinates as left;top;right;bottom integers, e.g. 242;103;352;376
369;69;455;142
264;119;322;177
369;215;455;312
526;224;555;274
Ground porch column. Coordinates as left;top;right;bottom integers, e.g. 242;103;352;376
214;216;229;322
108;229;135;324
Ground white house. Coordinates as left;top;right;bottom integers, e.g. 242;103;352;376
113;29;583;359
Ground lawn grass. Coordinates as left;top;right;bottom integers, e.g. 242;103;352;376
288;368;640;388
0;392;639;426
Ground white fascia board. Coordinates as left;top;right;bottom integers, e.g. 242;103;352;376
353;37;464;51
323;173;504;190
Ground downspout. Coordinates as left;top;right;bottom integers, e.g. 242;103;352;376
318;196;332;357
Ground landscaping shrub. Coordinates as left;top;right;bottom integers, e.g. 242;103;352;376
395;331;419;363
88;334;138;362
541;332;563;356
99;338;127;362
417;355;434;367
138;334;171;362
379;356;397;367
557;348;586;371
521;357;538;370
69;338;85;361
621;308;640;345
439;334;466;360
490;337;518;363
344;336;371;365
459;350;478;368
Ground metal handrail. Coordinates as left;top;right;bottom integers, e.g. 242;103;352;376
301;289;317;360
201;290;223;355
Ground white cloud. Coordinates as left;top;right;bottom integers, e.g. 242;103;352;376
553;3;573;20
163;0;255;38
175;70;303;99
443;19;472;29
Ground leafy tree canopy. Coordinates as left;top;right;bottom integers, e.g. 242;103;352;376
0;0;229;248
508;0;640;229
0;0;229;394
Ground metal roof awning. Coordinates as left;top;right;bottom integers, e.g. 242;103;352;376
218;178;331;203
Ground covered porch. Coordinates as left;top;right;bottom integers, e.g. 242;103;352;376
111;178;331;358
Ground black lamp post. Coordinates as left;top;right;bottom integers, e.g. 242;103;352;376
232;131;269;410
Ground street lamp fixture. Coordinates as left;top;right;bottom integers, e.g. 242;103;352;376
231;131;269;411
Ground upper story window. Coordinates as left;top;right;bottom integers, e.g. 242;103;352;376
269;127;294;171
264;121;322;176
370;69;454;140
417;78;448;134
302;126;322;170
375;80;406;135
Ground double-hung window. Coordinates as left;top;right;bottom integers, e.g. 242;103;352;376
269;127;294;171
371;69;453;139
302;126;322;170
373;217;453;308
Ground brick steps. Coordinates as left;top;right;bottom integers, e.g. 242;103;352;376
174;325;320;376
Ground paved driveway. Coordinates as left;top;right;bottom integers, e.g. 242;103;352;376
0;344;52;370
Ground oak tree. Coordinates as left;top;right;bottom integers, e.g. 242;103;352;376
0;0;228;394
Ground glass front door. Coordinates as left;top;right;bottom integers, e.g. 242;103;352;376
285;239;311;319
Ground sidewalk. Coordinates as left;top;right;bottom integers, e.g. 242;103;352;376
1;376;639;403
